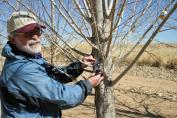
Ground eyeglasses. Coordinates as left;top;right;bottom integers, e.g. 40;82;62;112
14;28;43;38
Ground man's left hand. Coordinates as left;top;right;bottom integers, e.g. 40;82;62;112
81;55;96;69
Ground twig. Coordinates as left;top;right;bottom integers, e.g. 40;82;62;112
110;1;177;86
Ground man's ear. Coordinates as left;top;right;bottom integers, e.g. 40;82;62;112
8;36;16;44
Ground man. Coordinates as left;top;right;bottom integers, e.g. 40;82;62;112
0;11;104;118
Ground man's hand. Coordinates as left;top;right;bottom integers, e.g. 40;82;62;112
87;73;105;87
81;55;96;69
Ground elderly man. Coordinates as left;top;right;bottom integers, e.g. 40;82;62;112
0;11;104;118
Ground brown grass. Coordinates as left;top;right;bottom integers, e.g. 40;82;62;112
0;43;177;70
112;44;177;69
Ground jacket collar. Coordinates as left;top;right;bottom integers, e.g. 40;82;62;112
1;41;42;59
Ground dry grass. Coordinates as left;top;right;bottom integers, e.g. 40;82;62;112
111;44;177;69
0;43;177;70
140;45;177;69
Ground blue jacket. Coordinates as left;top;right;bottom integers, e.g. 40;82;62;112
0;43;92;118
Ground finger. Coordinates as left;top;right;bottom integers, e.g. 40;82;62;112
85;58;96;62
92;72;96;76
96;76;104;86
82;58;96;66
95;73;102;77
99;76;104;81
84;56;96;61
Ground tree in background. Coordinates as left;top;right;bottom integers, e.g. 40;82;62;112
0;0;177;118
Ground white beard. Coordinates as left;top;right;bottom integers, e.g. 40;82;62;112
15;40;42;55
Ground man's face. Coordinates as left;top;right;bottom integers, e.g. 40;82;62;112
12;28;43;55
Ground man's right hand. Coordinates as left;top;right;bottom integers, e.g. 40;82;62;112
87;73;105;87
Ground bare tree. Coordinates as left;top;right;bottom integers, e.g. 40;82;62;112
0;0;177;118
50;0;55;64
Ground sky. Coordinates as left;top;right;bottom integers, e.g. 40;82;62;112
156;30;177;43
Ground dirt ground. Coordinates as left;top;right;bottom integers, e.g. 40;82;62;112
62;73;177;118
0;59;177;118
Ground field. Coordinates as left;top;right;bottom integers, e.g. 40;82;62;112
0;43;177;118
62;66;177;118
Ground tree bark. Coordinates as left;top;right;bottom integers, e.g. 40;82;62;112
91;1;117;117
92;45;116;118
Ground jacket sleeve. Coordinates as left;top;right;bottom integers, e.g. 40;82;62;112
14;62;92;111
45;61;84;83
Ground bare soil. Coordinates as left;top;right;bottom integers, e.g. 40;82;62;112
0;59;176;117
62;66;177;118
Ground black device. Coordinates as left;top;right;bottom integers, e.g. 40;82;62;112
93;61;102;74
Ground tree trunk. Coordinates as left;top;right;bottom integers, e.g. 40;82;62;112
91;0;117;117
92;46;116;118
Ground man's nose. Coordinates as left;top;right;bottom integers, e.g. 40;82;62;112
32;34;40;40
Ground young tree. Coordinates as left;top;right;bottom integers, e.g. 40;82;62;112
0;0;177;118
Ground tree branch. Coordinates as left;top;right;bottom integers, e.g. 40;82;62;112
110;1;177;87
